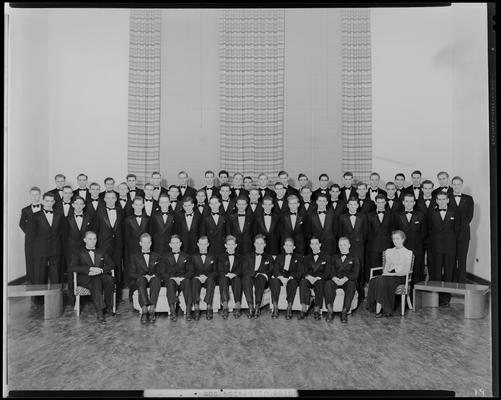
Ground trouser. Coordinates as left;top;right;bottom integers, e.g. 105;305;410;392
431;252;455;302
453;240;469;284
242;274;268;308
269;277;299;304
166;277;192;308
34;256;60;284
324;280;356;311
299;279;324;308
350;245;365;296
135;276;161;307
218;275;243;304
191;276;216;305
24;240;35;284
81;274;114;312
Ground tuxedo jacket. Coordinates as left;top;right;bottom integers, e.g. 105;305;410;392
302;252;331;279
95;206;124;255
230;188;249;201
152;186;169;198
191;253;217;278
448;194;474;241
219;198;237;217
367;187;387;202
340;187;358;203
168;200;184;215
62;212;94;258
195;203;210;218
299;201;316;218
48;188;64;204
366;211;393;253
329;253;360;281
99;190;120;200
327;199;347;218
284;186;300;199
257;187;276;201
272;253;303;280
404;185;424;201
312;188;330;203
117;197;133;217
177;186;197;201
32;210;64;257
85;198;105;218
253;211;281;255
273;197;289;217
150;211;176;254
19;205;41;238
228;211;255;255
200;186;221;202
142;198;160;217
247;202;263;217
159;252;193;280
73;188;92;203
395;188;406;202
130;251;161;280
123;214;150;255
385;197;403;215
432;186;454;200
357;198;376;215
279;212;306;254
416;197;437;218
427;207;459;254
305;209;338;255
338;213;368;249
392;210;427;251
201;213;231;255
126;188;145;203
174;211;203;254
217;252;244;277
69;248;114;286
53;201;75;218
242;252;275;278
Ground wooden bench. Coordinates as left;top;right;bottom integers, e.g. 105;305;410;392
8;284;63;319
413;280;490;319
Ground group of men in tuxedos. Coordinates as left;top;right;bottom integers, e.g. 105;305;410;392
19;168;474;322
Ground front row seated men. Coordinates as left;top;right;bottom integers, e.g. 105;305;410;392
217;235;244;319
191;236;217;320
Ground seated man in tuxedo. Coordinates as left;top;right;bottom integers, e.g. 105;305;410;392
324;237;360;323
130;233;161;324
69;230;115;322
159;235;194;321
312;173;330;202
242;234;274;318
191;236;217;320
278;170;300;199
299;237;330;320
48;173;66;204
142;183;159;217
243;176;254;193
150;171;168;200
217;235;244;319
177;170;197;201
19;186;42;284
368;172;387;203
269;238;303;319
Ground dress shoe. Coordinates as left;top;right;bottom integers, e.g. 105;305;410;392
185;311;192;321
326;311;334;322
375;312;384;319
149;311;157;323
222;308;229;319
439;299;450;307
285;308;293;320
383;312;392;317
272;308;279;319
206;310;213;320
247;308;254;318
141;313;148;324
96;310;105;323
234;308;241;319
105;307;116;316
194;310;201;321
340;310;348;323
314;311;321;321
170;312;177;321
254;308;261;318
297;311;307;320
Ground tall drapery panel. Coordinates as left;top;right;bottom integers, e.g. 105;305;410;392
341;9;372;183
128;9;161;186
219;9;285;182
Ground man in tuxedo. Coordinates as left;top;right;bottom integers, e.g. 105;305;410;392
248;189;262;215
298;237;330;320
175;197;202;255
195;189;209;217
150;194;175;254
394;173;407;200
219;183;236;216
48;174;66;204
339;198;367;299
279;195;306;255
432;171;454;199
269;238;303;319
230;173;248;201
340;172;358;203
201;170;220;201
299;186;315;216
305;194;337;255
356;183;376;215
449;176;474;284
243;176;254;193
393;193;428;284
416;180;437;216
328;184;346;218
19;186;42;284
312;173;330;202
257;173;276;201
254;196;280;256
428;192;459;305
297;173;310;192
228;196;255;255
278;170;300;199
201;196;230;256
159;234;193;321
99;177;119;200
385;182;403;215
69;231;115;322
126;173;145;202
150;171;168;201
142;183;159;217
368;172;387;203
242;234;274;318
214;236;242;319
405;170;424;200
366;195;393;275
32;192;64;285
73;173;91;203
117;182;132;216
130;233;161;323
191;236;217;320
177;170;197;201
218;170;229;186
273;182;289;216
87;182;104;218
167;185;183;214
324;237;360;323
54;185;74;217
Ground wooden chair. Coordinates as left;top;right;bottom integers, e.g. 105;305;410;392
369;252;415;316
73;270;116;316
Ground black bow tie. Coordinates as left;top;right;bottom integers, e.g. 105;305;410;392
377;211;385;215
185;213;193;217
135;215;142;219
425;198;431;201
142;252;150;255
145;199;153;202
92;199;99;202
285;253;293;256
86;248;95;252
223;199;229;202
212;212;219;216
153;186;160;190
349;213;357;216
179;186;187;189
172;252;180;255
255;253;263;256
63;202;71;205
238;214;246;217
120;198;127;202
405;211;413;215
162;211;169;215
454;195;462;198
79;189;87;192
439;208;447;211
414;187;421;190
107;207;115;211
206;187;213;191
304;201;310;204
318;211;326;214
75;214;83;218
290;212;297;216
200;253;207;256
32;204;41;208
129;189;136;192
44;210;53;214
370;189;378;192
264;213;272;216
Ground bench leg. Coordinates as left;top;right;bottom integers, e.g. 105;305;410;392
420;291;439;308
44;292;63;319
464;291;488;319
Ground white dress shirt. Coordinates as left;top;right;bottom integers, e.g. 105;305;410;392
44;210;54;227
185;213;193;230
254;254;262;271
349;214;356;228
107;208;117;227
283;254;292;271
74;213;84;230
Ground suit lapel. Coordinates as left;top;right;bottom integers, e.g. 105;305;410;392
102;208;112;229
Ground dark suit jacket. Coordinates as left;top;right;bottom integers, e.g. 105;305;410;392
142;198;160;217
178;186;197;201
247;202;263;217
448;194;474;241
416;197;437;218
201;213;231;256
257;187;276;201
191;253;217;278
366;211;393;253
338;213;367;249
117;197;133;217
53;201;74;218
123;215;150;255
340;187;358;203
228;211;255;255
368;187;387;202
195;203;210;218
168;200;184;215
63;212;94;259
32;210;64;257
432;186;454;200
19;205;41;238
150;211;176;254
305;209;337;255
328;253;360;281
385;197;403;215
312;188;330;203
48;188;64;204
302;252;331;279
99;190;120;200
299;201;316;218
219;198;236;217
95;206;124;256
253;212;281;255
242;252;274;278
174;211;203;254
200;186;221;202
284;186;300;199
230;188;249;201
428;207;459;254
392;210;427;251
130;251;161;280
159;252;193;280
279;212;306;254
273;197;289;217
73;188;92;203
404;185;424;201
327;199;347;218
85;198;105;219
357;198;376;215
217;252;244;277
272;253;303;279
69;248;114;286
127;188;145;202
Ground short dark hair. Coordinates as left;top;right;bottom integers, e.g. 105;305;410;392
236;195;248;203
262;195;274;203
422;180;434;188
319;173;329;180
402;193;416;201
436;192;448;199
168;185;180;191
133;196;144;204
151;171;161;177
347;196;358;203
316;193;328;201
370;172;380;179
451;176;464;184
54;174;66;180
42;192;55;200
104;177;115;184
218;170;229;177
254;234;266;242
144;183;154;189
62;185;73;191
274;182;285;189
243;176;253;182
30;186;41;193
309;236;321;243
343;171;353;178
330;184;341;191
170;234;181;242
286;194;299;203
72;196;85;203
89;182;100;189
386;182;396;188
219;183;231;190
158;193;170;201
126;173;137;180
297;173;307;180
375;194;386;201
104;191;117;198
77;173;88;179
437;171;449;178
183;196;194;204
278;170;288;177
411;170;422;177
394;173;405;180
357;182;367;189
205;170;215;177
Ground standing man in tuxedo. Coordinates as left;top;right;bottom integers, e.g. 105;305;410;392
150;171;168;201
19;186;42;284
228;196;255;255
177;170;197;201
230;173;248;201
340;172;358;203
219;183;236;217
243;176;254;193
130;233;161;324
312;174;330;202
356;183;376;215
167;185;183;214
257;173;276;201
297;173;310;193
385;182;403;215
87;182;104;218
159;234;193;321
416;180;437;216
273;182;289;216
117;182;132;216
48;174;66;204
218;170;230;187
368;172;387;203
432;171;454;199
324;237;359;323
279;195;306;255
195;189;209;217
405;170;424;200
299;186;315;216
201;196;230;256
150;194;176;254
242;234;274;318
248;189;262;216
269;238;303;319
54;185;74;217
305;194;337;256
428;192;459;305
126;173;145;202
73;173;91;203
191;236;217;320
175;197;202;255
394;173;407;200
328;184;346;219
217;235;244;318
449;176;474;283
32;192;64;284
69;231;115;322
142;183;159;217
99;177;119;200
201;170;220;201
278;170;300;199
366;195;393;273
254;196;280;256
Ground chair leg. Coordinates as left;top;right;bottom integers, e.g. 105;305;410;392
113;289;117;314
406;294;413;311
75;295;80;317
401;294;405;316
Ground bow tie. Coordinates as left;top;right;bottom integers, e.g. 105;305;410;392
424;198;431;201
142;252;150;255
405;211;413;215
162;211;169;215
212;212;219;216
86;248;95;252
91;199;99;202
264;213;272;216
223;199;229;202
290;212;297;216
120;198;127;201
135;215;142;219
32;204;41;208
206;187;213;191
79;189;87;192
318;211;326;214
75;214;83;218
377;211;385;215
439;208;447;212
145;199;153;202
185;213;193;217
414;187;421;190
129;189;136;192
303;201;310;204
255;253;263;256
107;207;115;211
200;253;207;256
370;189;378;192
179;185;187;189
227;252;235;256
454;195;462;198
63;202;71;205
349;213;357;216
172;252;180;255
238;214;246;217
285;253;293;256
44;210;53;214
154;186;160;190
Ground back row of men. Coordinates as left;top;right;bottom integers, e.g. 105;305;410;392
20;169;473;307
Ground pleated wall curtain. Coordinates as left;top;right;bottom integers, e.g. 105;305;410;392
127;9;161;186
219;9;285;182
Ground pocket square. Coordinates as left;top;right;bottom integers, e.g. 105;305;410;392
415;221;420;224
349;261;353;264
321;261;326;264
210;260;214;264
450;217;454;220
265;261;270;264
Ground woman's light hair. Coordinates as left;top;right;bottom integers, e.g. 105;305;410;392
391;230;406;241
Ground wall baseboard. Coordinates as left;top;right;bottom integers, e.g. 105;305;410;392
8;275;27;285
466;272;490;286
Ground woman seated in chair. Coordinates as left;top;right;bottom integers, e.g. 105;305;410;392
367;230;413;317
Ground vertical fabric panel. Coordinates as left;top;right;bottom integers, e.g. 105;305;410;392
219;9;285;182
128;9;161;186
341;9;372;183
